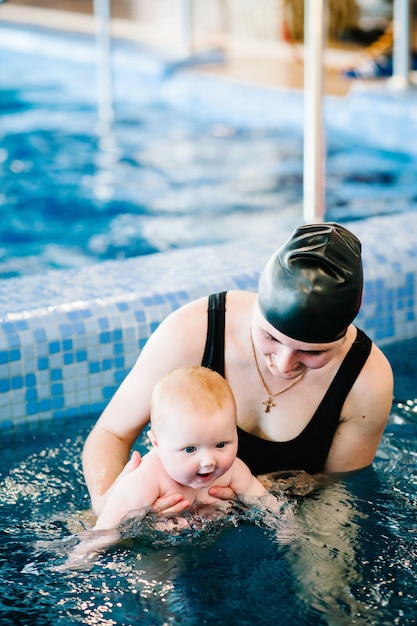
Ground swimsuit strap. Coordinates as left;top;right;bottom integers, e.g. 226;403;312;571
318;327;372;417
201;291;227;377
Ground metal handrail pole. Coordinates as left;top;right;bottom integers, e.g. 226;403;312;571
176;0;192;56
303;0;326;224
93;0;114;127
391;0;411;88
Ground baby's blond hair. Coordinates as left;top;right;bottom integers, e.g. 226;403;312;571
150;365;236;431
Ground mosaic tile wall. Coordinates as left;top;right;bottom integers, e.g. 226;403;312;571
0;212;417;432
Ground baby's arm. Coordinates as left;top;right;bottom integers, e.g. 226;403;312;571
229;458;283;512
229;457;267;497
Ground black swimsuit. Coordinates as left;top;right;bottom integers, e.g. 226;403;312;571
201;291;372;475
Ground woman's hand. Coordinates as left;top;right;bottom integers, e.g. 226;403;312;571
150;493;191;517
208;485;236;500
112;451;191;517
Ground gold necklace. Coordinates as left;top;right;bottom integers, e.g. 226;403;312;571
250;327;306;413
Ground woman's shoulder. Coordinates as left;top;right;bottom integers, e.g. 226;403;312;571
346;329;394;415
226;290;256;305
363;339;394;387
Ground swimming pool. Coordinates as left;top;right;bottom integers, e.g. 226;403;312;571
1;16;417;626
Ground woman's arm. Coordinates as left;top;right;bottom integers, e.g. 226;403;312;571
82;298;210;515
82;424;139;515
324;343;393;473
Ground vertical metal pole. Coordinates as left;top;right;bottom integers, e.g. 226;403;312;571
93;0;114;127
176;0;192;57
391;0;411;88
303;0;326;223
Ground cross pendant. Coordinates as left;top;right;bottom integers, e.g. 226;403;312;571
262;397;275;413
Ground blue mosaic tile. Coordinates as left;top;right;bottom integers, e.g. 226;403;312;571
25;373;36;386
52;397;65;410
100;331;111;344
11;377;23;390
26;402;38;416
115;370;127;384
26;388;37;401
103;385;117;399
34;328;47;342
38;357;49;371
51;382;63;396
7;335;21;349
115;357;125;368
15;320;29;331
63;354;74;365
0;380;10;393
51;369;62;381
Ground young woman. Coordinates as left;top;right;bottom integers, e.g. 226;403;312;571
82;223;393;516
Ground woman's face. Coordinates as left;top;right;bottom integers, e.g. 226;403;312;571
251;300;346;379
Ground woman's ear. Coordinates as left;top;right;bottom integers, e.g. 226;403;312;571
147;429;158;448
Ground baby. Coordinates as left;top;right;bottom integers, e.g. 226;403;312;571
94;365;269;531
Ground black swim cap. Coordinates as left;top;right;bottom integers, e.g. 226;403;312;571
258;223;363;343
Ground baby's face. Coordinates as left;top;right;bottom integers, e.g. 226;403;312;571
153;401;238;489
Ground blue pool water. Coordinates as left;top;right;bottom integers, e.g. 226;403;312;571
0;387;416;625
2;22;417;278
